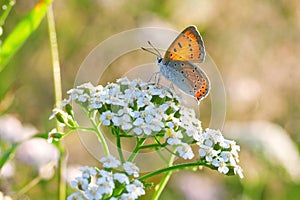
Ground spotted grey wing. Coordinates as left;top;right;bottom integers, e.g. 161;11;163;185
167;60;210;101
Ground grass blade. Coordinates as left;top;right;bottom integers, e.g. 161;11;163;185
0;0;53;71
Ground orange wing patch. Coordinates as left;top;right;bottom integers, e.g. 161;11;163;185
195;80;209;100
163;26;205;64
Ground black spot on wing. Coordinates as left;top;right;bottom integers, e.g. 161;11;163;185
178;42;182;48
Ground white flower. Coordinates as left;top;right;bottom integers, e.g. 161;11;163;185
0;115;37;143
125;180;145;199
113;173;130;184
156;103;169;117
67;88;83;101
16;138;59;169
197;144;219;162
100;111;114;126
85;186;103;200
67;192;85;200
220;140;231;149
123;162;139;177
205;129;224;144
117;107;134;117
137;95;151;107
176;143;194;159
148;117;164;132
130;111;140;118
116;77;131;85
96;176;115;195
77;82;95;90
80;166;97;179
186;126;201;141
166;121;174;129
78;93;90;103
127;79;140;89
89;97;103;110
120;193;135;200
230;143;241;158
212;159;219;167
204;139;214;147
198;144;211;157
199;129;224;147
133;118;152;136
98;169;114;181
165;129;183;145
112;115;132;130
234;165;244;179
71;177;89;191
217;159;229;174
110;96;127;106
149;86;172;99
179;108;198;128
100;155;121;169
220;151;231;163
144;104;158;117
61;98;71;107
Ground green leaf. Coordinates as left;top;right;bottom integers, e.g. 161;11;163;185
0;143;19;169
0;0;53;71
0;0;15;26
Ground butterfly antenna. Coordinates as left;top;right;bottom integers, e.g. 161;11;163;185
141;47;160;57
147;41;162;58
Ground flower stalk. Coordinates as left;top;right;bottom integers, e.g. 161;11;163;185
46;4;65;200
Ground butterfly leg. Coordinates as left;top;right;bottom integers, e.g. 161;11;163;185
169;83;175;90
148;71;159;83
156;73;162;86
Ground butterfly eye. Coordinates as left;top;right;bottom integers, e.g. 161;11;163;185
157;58;162;63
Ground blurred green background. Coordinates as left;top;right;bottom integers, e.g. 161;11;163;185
1;0;300;199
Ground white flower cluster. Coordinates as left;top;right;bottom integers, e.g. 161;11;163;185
197;129;243;178
53;77;243;178
68;155;145;200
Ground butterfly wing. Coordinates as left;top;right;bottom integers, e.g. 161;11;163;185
165;60;210;101
163;26;205;64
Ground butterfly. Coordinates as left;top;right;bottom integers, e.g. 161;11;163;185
142;25;210;103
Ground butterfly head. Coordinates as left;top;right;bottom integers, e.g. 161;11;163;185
157;57;163;64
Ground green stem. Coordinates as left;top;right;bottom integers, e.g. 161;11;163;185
57;146;66;200
151;154;176;200
89;114;110;156
0;143;18;169
76;126;96;132
47;4;62;109
128;137;146;162
47;4;65;200
139;160;210;181
155;146;169;164
115;128;125;163
81;108;110;156
138;142;167;149
15;176;42;198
